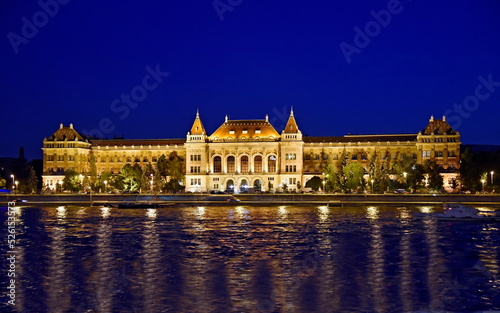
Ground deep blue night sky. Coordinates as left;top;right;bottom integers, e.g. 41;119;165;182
1;0;500;160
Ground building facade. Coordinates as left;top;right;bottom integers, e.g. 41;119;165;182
42;110;461;192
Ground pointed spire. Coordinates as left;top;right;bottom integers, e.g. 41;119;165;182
60;123;63;129
190;110;205;135
70;123;74;129
430;115;434;122
283;108;299;133
442;115;446;121
265;114;269;122
225;115;228;122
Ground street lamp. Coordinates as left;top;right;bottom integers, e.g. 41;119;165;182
322;180;326;193
103;180;108;193
371;179;374;193
10;174;15;189
491;171;494;184
15;181;18;192
481;179;486;192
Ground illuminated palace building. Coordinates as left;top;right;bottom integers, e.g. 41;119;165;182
42;110;461;192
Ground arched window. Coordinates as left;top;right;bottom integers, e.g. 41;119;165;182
240;179;248;192
227;156;235;173
254;156;262;173
214;156;222;173
226;179;234;192
268;155;276;172
241;156;249;173
253;179;262;191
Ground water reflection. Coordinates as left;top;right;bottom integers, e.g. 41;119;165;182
367;207;388;312
46;225;70;312
94;210;114;313
366;206;379;220
141;208;162;312
398;208;414;312
277;206;288;220
423;216;445;311
7;204;500;312
317;205;329;223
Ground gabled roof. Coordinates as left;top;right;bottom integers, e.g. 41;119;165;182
422;116;457;135
46;124;86;141
209;118;280;141
189;110;206;135
283;108;300;133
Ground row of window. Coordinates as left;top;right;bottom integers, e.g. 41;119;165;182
47;155;164;163
190;155;202;161
190;178;202;186
421;137;458;142
228;129;262;134
285;153;297;160
285;165;297;173
422;151;457;158
213;155;277;173
45;143;78;148
190;166;201;173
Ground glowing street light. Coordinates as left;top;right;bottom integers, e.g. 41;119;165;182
15;181;18;191
10;174;15;188
103;180;108;193
371;179;374;193
481;179;486;192
491;171;494;184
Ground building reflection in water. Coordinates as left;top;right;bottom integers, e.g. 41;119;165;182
422;213;445;311
47;206;71;313
181;206;215;312
366;206;389;312
12;204;500;312
141;208;163;312
93;206;114;313
477;224;500;306
8;206;25;313
227;206;253;311
398;207;414;312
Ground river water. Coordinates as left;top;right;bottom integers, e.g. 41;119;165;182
1;204;500;313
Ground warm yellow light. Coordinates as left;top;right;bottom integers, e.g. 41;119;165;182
146;208;157;219
366;206;379;219
419;206;433;214
101;207;111;219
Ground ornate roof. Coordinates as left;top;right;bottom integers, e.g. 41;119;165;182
46;124;86;141
189;110;206;135
209;117;280;141
421;116;457;135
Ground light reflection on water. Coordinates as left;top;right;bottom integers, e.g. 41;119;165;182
1;204;500;312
